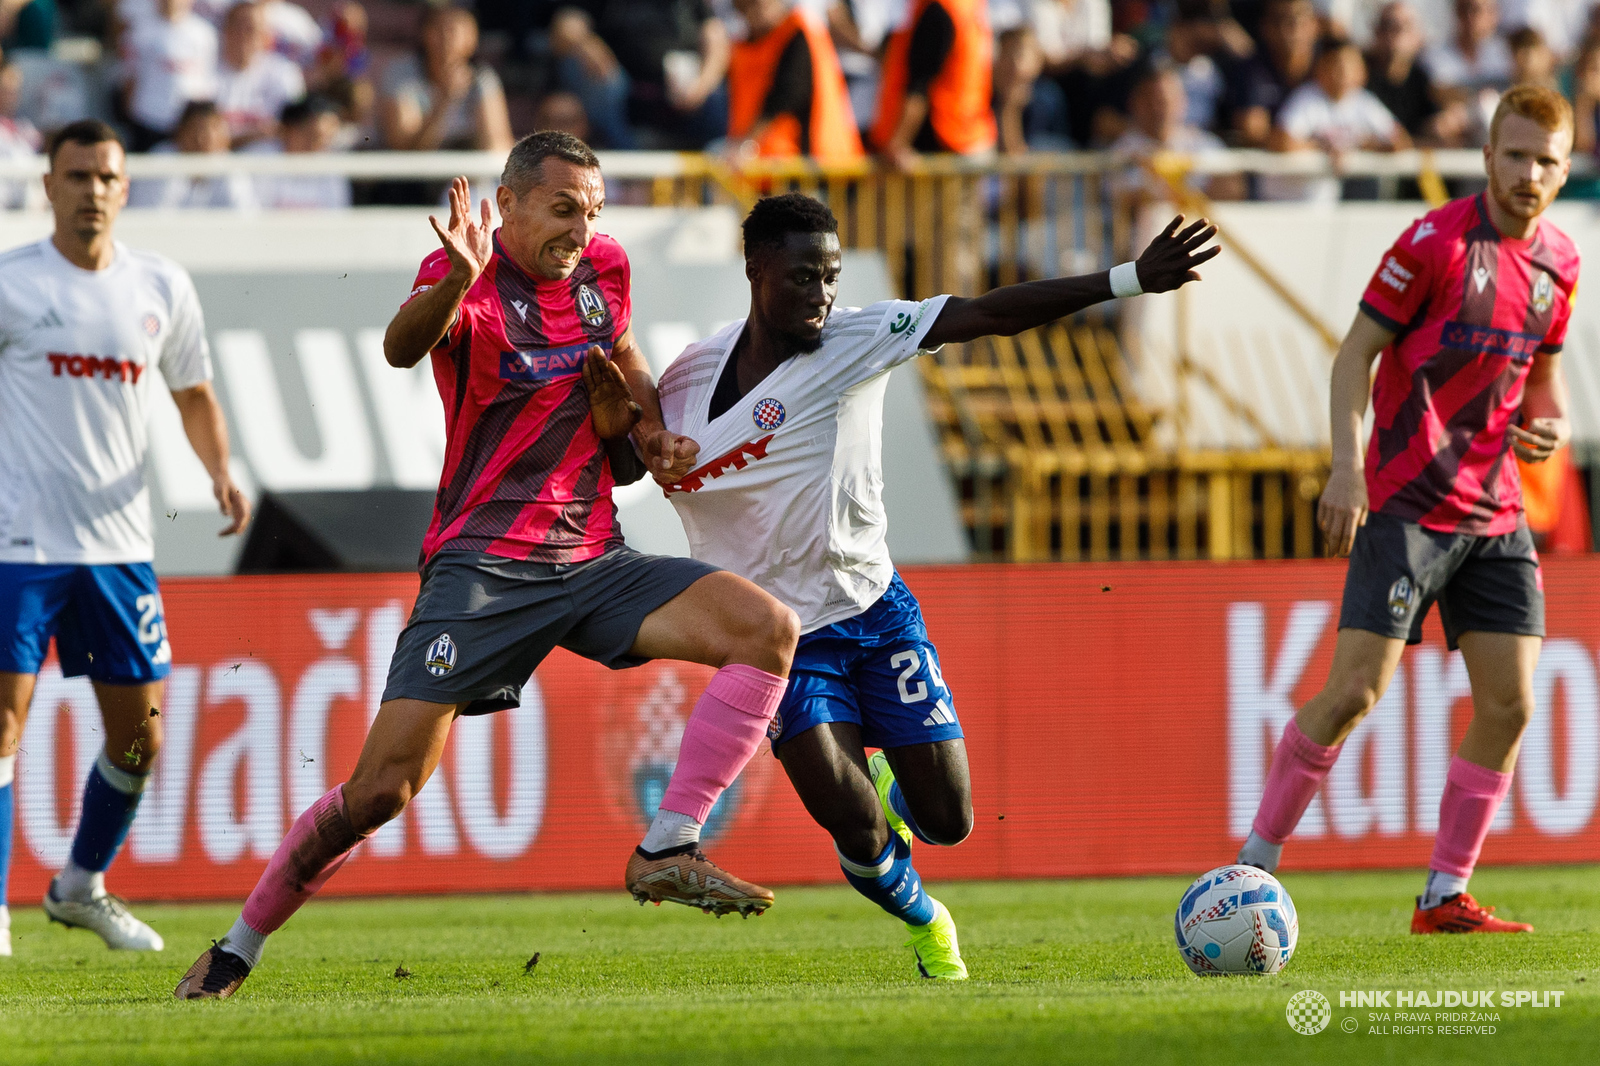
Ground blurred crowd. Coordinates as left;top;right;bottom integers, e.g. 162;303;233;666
1;0;1598;206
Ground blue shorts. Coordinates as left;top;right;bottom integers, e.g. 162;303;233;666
0;563;172;684
770;574;963;752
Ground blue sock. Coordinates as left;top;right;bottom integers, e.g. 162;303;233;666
838;835;937;927
0;755;14;907
68;750;148;875
888;781;939;847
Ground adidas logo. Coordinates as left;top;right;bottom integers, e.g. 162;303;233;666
32;308;63;330
922;699;956;727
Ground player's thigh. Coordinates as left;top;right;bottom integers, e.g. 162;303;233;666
381;552;571;717
57;563;172;687
775;719;884;834
882;738;973;840
92;679;164;773
0;562;76;698
626;567;798;675
345;697;461;834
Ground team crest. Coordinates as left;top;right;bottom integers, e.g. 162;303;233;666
576;284;609;328
142;314;161;337
425;633;458;676
1386;576;1416;620
752;397;786;431
1532;271;1554;315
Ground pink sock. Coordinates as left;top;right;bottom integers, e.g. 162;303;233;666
240;785;369;935
659;664;787;823
1251;720;1343;845
1430;757;1512;878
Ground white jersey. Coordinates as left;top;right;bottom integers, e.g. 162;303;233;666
0;239;212;564
658;296;948;633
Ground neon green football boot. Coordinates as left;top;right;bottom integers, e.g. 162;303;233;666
867;750;913;850
906;899;968;980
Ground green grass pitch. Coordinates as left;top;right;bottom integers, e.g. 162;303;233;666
0;866;1596;1065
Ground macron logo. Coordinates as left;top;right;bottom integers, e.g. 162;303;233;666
1411;221;1436;244
663;435;776;495
48;353;144;383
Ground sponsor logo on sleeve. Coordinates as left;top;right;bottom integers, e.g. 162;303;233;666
1374;247;1422;297
888;300;934;337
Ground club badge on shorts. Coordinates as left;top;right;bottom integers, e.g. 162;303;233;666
1387;576;1416;620
425;633;458;676
752;397;786;431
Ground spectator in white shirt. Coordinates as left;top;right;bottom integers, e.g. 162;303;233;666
1424;0;1513;93
1110;64;1243;202
216;0;305;147
250;95;350;209
121;0;219;150
1269;36;1409;200
379;5;512;152
128;100;258;208
0;57;40;209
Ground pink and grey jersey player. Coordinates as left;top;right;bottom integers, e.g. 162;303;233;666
409;229;633;564
1236;87;1579;935
1357;192;1578;535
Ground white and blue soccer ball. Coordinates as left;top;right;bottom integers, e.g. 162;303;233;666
1174;864;1298;976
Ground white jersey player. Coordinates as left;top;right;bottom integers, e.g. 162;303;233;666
0;120;250;955
657;194;1219;979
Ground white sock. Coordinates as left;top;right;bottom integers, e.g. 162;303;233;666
1419;869;1470;910
0;754;15;788
1236;831;1283;873
217;916;267;969
0;904;9;929
52;862;105;903
640;809;702;854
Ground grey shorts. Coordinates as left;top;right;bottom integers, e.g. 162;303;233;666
382;547;719;715
1339;512;1545;651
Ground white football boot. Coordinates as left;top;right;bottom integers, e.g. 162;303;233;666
43;881;164;951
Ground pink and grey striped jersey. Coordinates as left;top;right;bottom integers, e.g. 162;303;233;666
408;230;632;565
1358;193;1579;536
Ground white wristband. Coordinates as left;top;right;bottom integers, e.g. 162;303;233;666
1109;261;1143;299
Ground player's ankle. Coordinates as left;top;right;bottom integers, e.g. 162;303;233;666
52;863;104;903
640;809;701;854
217;917;267;969
1236;831;1283;873
1418;869;1469;910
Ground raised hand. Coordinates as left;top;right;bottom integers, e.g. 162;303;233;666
643;430;700;485
428;176;493;284
1134;215;1222;294
581;345;643;440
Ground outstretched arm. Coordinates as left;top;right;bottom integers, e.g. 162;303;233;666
170;381;251;536
384;177;492;369
922;216;1220;347
1317;310;1395;557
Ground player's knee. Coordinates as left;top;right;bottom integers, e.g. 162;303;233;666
343;777;413;836
1325;675;1384;726
728;597;799;675
1481;691;1534;738
920;801;975;846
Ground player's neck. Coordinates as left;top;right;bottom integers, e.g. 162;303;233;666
734;317;797;392
1483;194;1540;242
51;230;116;271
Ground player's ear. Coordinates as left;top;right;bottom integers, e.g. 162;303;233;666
495;183;516;220
744;255;761;283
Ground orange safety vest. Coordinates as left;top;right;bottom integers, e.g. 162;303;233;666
870;0;996;155
727;9;863;164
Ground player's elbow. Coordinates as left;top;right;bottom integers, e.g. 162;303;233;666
383;329;423;369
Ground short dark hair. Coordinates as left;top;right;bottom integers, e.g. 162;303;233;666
280;94;340;127
741;193;838;258
500;130;600;195
1313;35;1358;63
47;119;123;168
177;100;221;128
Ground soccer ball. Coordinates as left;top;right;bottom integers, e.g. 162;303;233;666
1174;864;1298;976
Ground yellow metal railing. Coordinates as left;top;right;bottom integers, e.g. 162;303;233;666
652;155;1335;562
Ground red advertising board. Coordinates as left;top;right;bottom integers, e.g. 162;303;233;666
12;560;1600;902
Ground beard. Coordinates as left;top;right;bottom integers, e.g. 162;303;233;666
777;325;826;356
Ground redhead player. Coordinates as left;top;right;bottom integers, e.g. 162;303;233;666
1236;85;1577;934
177;132;802;999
